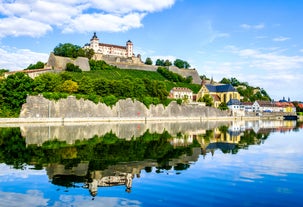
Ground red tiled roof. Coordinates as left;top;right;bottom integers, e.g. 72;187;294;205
275;102;294;107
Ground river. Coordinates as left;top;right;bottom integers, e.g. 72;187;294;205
0;120;302;207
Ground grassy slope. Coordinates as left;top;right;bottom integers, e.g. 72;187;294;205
69;68;201;93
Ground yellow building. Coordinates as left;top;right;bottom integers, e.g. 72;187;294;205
196;83;240;107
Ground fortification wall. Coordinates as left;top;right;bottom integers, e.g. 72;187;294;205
46;53;90;71
168;66;202;84
46;53;201;84
20;95;229;119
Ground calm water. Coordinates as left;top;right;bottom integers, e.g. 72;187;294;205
0;120;302;207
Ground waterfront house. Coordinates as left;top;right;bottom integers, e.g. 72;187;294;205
169;87;193;102
227;99;245;116
252;101;277;112
241;102;253;112
275;101;296;113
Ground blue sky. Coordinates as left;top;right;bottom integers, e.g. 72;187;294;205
0;0;302;101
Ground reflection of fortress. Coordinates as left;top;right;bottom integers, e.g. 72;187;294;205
46;147;201;196
42;120;298;195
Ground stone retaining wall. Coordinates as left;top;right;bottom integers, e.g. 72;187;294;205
19;95;229;119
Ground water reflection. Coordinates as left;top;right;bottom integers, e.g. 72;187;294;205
0;120;302;199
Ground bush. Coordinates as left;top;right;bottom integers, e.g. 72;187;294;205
176;99;182;105
42;92;68;101
66;63;82;72
102;95;118;106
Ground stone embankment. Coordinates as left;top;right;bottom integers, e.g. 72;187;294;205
1;95;292;125
18;95;229;121
0;95;275;124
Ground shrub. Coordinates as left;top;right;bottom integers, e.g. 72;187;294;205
66;63;82;72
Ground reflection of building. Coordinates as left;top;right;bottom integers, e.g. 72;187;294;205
86;172;134;196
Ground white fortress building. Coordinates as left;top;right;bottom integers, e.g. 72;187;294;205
84;32;134;58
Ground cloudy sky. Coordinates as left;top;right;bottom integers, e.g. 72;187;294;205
0;0;302;101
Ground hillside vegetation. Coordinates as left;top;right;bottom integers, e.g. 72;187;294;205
0;54;271;117
0;61;201;117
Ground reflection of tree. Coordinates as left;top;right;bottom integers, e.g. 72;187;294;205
0;128;29;169
239;130;269;148
0;129;195;172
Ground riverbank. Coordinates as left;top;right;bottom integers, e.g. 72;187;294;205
0;115;272;126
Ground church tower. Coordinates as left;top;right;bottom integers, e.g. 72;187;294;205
90;32;99;53
126;40;133;58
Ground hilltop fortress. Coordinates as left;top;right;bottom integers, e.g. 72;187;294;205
46;33;202;84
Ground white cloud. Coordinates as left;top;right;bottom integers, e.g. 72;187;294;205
63;12;146;33
0;191;49;207
197;45;303;100
240;23;265;30
227;46;303;71
0;17;52;38
273;36;290;42
89;0;175;14
0;0;176;37
0;164;46;181
0;46;49;70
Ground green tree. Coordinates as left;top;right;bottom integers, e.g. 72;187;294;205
173;59;190;69
78;76;95;94
83;48;95;59
0;72;34;115
0;69;9;77
220;77;231;84
218;102;228;110
26;61;45;70
199;94;213;106
33;73;63;93
145;57;153;65
164;59;172;66
59;80;79;94
53;43;93;59
66;63;82;72
155;59;164;66
89;59;115;70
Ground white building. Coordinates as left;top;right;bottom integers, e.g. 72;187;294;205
84;32;133;58
169;87;193;102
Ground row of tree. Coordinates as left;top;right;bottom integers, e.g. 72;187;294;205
145;58;191;69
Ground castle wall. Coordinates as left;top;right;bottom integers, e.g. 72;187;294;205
168;66;202;85
46;53;202;84
46;53;90;71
